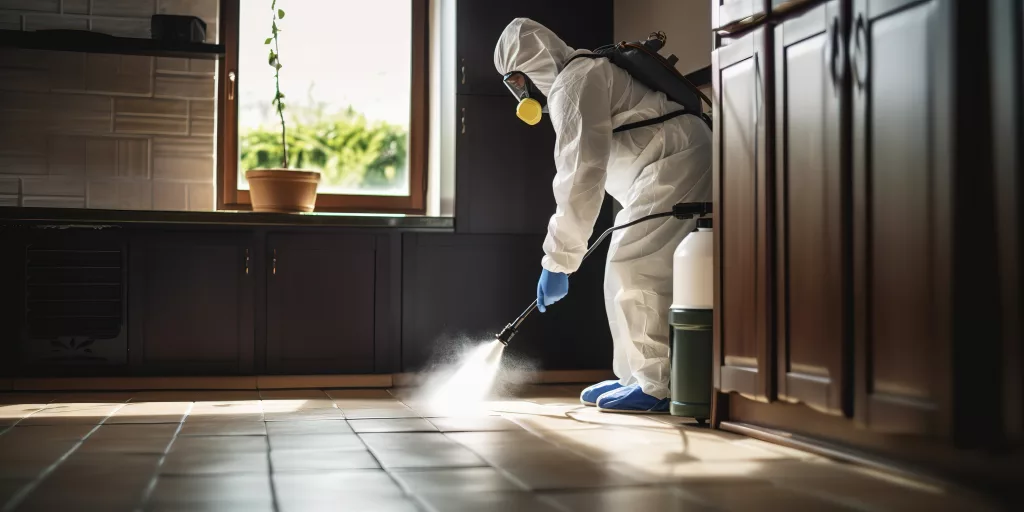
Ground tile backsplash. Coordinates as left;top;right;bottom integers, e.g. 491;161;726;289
0;0;219;211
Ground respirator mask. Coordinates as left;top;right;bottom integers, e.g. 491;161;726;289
503;71;548;126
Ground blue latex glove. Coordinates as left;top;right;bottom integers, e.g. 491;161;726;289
536;269;569;313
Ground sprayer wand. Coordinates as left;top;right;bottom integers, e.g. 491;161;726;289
495;201;713;346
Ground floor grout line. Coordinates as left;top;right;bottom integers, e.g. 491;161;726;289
1;402;128;512
259;400;282;512
134;401;195;512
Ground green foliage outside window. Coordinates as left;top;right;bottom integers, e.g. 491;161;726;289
240;108;408;193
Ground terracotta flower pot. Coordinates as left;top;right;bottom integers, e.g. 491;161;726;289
245;169;321;213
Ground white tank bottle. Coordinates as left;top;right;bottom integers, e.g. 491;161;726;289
669;217;713;422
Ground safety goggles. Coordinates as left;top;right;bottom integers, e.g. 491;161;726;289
502;71;548;125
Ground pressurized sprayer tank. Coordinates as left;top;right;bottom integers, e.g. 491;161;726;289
669;217;713;422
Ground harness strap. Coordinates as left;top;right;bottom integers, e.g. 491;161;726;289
613;109;688;133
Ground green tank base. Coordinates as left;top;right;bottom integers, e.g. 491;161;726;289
670;401;710;422
669;308;712;419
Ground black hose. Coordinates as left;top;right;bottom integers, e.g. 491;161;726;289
495;201;713;344
508;210;675;328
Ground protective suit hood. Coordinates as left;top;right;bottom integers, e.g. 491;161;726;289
494;18;574;97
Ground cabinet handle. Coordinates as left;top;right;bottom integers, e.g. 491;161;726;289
227;70;236;101
825;16;844;93
245;248;250;275
460;59;466;85
851;14;868;89
461;107;466;134
272;249;277;275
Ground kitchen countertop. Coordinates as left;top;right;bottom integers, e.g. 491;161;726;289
0;206;455;230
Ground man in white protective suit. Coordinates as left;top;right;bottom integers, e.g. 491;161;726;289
494;18;711;413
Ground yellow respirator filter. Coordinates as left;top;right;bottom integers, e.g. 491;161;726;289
516;98;543;126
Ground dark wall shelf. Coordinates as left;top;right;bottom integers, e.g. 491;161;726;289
0;30;224;60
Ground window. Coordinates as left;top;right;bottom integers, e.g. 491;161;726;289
217;0;428;213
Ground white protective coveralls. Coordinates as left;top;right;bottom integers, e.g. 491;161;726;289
494;18;712;399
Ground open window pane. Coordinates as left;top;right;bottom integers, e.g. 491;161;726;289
236;0;412;196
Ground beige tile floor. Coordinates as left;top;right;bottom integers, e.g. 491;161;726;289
0;385;1001;511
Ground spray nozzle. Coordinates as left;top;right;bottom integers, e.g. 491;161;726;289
495;323;516;346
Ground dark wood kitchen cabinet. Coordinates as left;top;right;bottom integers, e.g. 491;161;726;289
713;0;1017;492
128;232;254;374
712;27;773;402
773;1;847;416
265;233;380;374
457;0;613;97
851;0;952;436
456;95;556;234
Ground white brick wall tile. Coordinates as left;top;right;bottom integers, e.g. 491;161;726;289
92;18;151;39
156;57;189;73
153;136;212;156
86;179;118;208
0;155;47;175
153;155;212;181
153;180;187;210
85;138;117;176
1;1;219;212
116;97;188;117
0;48;48;69
0;177;20;195
47;52;88;92
0;129;47;156
22;196;85;208
157;0;217;24
48;135;86;176
189;118;213;137
21;176;85;197
115;116;187;135
92;0;157;17
187;182;212;211
0;1;59;12
154;74;214;99
0;67;49;92
117;139;150;178
189;99;214;119
189;58;215;75
87;179;153;210
87;55;152;96
23;14;87;31
63;0;89;14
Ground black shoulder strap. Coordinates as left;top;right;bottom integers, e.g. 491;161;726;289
613;109;688;133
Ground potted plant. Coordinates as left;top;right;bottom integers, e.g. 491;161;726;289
244;1;321;213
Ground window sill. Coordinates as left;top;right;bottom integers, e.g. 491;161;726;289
0;206;454;230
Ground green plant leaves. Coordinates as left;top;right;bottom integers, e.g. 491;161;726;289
278;9;285;19
265;37;272;45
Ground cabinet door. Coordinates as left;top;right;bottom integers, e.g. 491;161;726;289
714;1;768;31
457;0;612;96
129;232;254;374
774;2;847;416
456;95;556;234
852;0;951;435
266;233;376;374
712;28;773;402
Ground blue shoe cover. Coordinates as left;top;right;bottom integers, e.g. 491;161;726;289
596;384;669;414
580;380;622;406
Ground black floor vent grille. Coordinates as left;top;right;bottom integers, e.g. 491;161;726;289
23;246;127;364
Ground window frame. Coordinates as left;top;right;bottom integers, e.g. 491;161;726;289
216;0;429;214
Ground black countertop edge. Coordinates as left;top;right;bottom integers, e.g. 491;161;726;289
0;207;456;230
